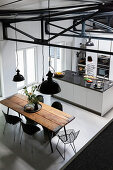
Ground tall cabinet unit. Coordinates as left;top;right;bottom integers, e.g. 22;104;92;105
86;38;99;77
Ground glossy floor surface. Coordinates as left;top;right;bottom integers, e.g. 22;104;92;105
0;94;113;170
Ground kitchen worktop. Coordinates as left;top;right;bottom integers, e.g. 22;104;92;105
54;70;113;93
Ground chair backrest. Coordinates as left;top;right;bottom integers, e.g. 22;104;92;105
51;101;63;111
3;111;11;123
70;130;80;141
21;122;38;135
37;95;44;103
2;111;21;125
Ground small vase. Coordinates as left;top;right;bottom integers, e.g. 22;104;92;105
34;103;38;110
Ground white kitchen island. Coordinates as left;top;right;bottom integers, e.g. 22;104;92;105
54;70;113;116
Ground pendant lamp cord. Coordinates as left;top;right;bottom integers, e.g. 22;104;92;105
48;0;55;73
48;0;51;71
42;45;44;81
14;16;19;71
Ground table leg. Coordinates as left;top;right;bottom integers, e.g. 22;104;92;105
7;107;9;115
48;131;53;153
64;126;67;140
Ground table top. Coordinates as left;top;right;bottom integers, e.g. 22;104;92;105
0;93;75;133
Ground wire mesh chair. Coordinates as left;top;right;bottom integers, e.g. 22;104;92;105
56;129;80;159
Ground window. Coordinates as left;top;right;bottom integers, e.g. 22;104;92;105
50;44;63;72
17;47;37;89
26;48;36;85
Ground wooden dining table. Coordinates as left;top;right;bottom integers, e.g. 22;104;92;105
0;93;75;152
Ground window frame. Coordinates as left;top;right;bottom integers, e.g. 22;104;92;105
17;46;38;90
50;42;66;72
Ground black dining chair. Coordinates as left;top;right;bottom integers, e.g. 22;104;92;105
37;95;44;103
20;121;40;145
51;101;63;111
2;111;21;141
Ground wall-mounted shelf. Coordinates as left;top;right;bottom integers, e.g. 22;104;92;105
97;64;110;67
78;64;86;67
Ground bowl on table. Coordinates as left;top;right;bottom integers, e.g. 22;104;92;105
54;72;65;78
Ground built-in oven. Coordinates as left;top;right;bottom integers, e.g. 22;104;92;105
97;66;109;78
97;55;110;79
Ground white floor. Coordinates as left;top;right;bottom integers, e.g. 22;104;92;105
0;95;113;170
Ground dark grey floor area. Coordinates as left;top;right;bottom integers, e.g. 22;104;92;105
65;120;113;170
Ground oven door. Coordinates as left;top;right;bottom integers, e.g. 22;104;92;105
97;67;109;78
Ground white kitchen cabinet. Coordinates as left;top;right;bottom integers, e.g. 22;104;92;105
86;89;102;113
60;81;74;102
54;79;62;98
98;39;111;54
73;85;87;107
54;77;113;116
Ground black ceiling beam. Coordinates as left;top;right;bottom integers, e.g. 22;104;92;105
0;3;100;16
5;37;113;56
3;23;47;44
45;5;100;19
8;24;39;41
1;10;113;25
48;9;100;42
1;5;100;24
1;10;113;24
48;22;80;35
0;0;22;8
46;31;113;41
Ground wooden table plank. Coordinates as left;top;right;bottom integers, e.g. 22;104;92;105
7;96;70;126
0;93;75;132
0;99;61;132
14;94;74;121
14;93;27;101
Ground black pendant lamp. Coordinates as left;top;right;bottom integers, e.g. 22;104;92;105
38;0;61;95
13;69;24;82
38;71;61;94
86;37;94;46
13;21;25;82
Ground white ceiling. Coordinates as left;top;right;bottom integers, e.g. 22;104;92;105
0;0;112;10
0;0;112;21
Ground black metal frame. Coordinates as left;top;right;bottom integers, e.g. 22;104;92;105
1;1;113;55
3;20;113;56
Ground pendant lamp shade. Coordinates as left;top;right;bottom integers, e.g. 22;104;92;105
38;71;61;95
37;0;61;95
13;69;25;82
86;37;94;46
13;20;25;82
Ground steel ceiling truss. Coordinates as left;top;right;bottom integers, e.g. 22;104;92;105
2;1;113;55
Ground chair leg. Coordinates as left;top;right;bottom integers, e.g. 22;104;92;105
56;138;65;160
70;142;76;153
3;122;7;135
7;107;9;115
14;125;17;142
20;131;23;145
48;130;53;153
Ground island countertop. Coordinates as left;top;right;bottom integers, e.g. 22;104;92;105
54;70;113;93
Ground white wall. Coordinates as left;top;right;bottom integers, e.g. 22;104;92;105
2;17;113;98
0;19;74;97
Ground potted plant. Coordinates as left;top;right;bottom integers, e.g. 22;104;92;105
23;85;39;110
